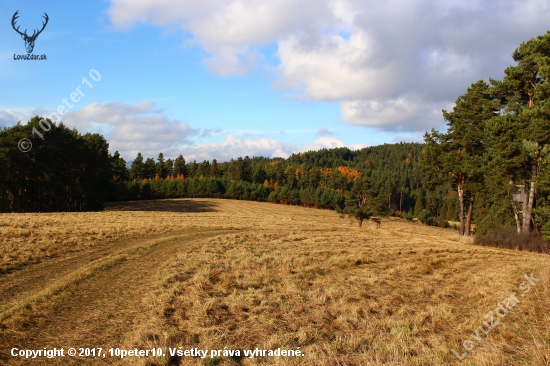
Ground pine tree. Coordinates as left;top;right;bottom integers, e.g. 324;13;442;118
414;196;424;218
242;156;252;182
129;152;144;180
144;158;156;179
164;158;174;177
109;151;129;182
488;31;550;232
210;159;219;178
174;155;187;177
422;81;495;235
188;160;199;179
156;153;167;179
228;159;239;181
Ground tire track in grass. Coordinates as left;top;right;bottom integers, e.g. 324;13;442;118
0;230;226;316
0;229;239;365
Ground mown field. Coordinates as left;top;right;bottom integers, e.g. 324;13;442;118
0;199;549;365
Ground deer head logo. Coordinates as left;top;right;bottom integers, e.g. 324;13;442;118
12;11;49;54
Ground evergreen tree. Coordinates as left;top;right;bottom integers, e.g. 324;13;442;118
0;117;112;212
242;156;252;182
164;158;174;177
423;81;495;235
210;159;219;178
488;32;550;233
344;177;373;226
174;155;187;177
144;158;156;179
109;151;129;182
199;160;211;178
228;159;239;181
413;196;424;218
129;152;144;180
156;153;167;179
188;160;199;179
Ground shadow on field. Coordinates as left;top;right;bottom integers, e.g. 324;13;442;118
104;199;220;213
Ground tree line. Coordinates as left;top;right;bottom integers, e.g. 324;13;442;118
1;31;548;240
0;118;115;211
108;143;427;220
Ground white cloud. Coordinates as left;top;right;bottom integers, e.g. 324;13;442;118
0;106;365;162
340;96;447;132
391;134;424;143
180;135;359;161
108;0;333;76
0;110;30;128
108;0;550;132
298;137;346;153
181;134;294;161
61;101;198;158
0;108;55;129
349;143;367;150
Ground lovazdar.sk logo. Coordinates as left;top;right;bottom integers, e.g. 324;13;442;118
12;10;48;60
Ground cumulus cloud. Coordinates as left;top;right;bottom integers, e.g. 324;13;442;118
340;97;447;132
108;0;331;76
61;101;199;159
0;108;53;128
0;110;29;128
298;137;346;153
0;105;364;162
108;0;550;132
349;143;368;150
180;136;357;161
181;134;294;161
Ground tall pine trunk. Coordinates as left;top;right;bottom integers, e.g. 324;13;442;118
521;185;529;232
458;184;465;236
465;195;474;236
509;196;522;233
522;162;538;233
523;181;536;233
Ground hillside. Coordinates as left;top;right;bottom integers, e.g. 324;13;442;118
0;199;548;365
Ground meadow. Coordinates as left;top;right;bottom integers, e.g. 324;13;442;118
0;199;548;365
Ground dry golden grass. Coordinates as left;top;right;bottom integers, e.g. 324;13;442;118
0;199;549;366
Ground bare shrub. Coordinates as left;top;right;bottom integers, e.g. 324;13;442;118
474;230;550;254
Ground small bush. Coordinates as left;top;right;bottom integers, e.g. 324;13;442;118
417;209;429;223
474;230;550;254
417;209;436;226
426;216;437;226
437;220;450;228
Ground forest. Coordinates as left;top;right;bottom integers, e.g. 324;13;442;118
1;31;549;239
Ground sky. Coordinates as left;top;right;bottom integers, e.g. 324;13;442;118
1;0;549;162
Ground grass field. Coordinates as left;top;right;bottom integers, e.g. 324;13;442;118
0;199;549;365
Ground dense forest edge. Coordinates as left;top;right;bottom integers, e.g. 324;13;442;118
1;31;550;248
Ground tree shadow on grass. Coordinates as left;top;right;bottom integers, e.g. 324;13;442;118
103;199;220;213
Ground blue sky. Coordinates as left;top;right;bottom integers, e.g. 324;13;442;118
1;0;549;162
